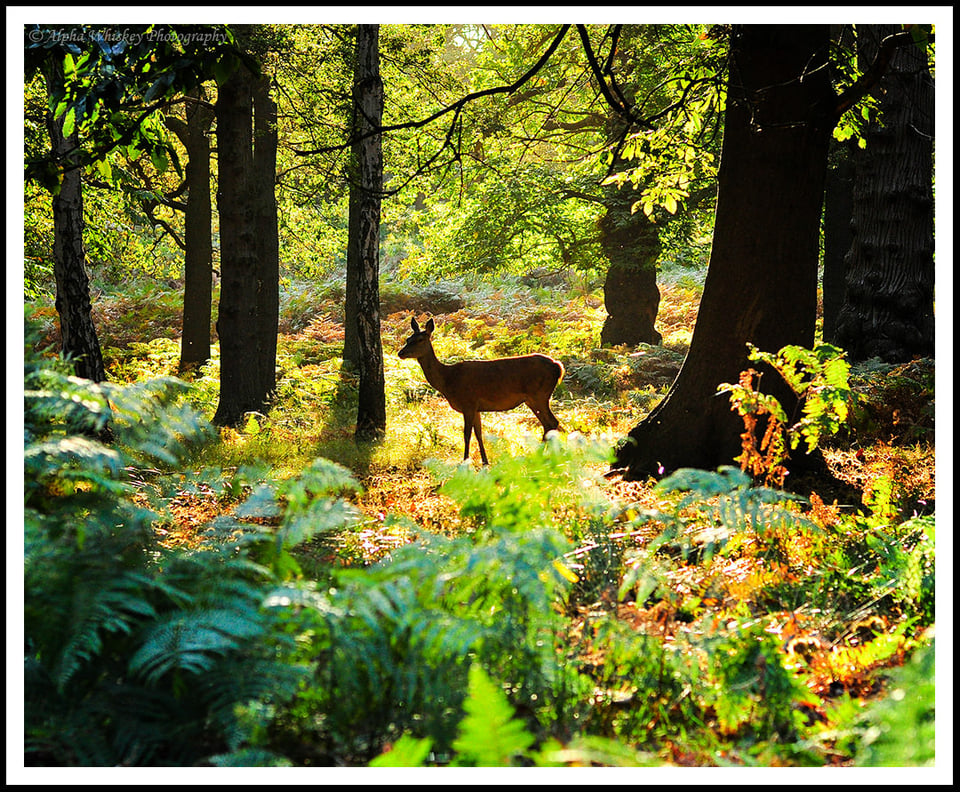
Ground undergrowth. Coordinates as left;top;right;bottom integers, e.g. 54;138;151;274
20;273;938;770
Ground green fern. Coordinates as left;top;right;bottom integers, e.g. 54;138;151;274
642;465;816;562
718;343;854;485
368;734;435;767
129;606;266;682
52;573;158;690
23;317;310;766
451;664;536;766
266;448;589;760
857;638;936;767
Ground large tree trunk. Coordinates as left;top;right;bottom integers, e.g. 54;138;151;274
612;25;835;479
345;24;386;441
834;25;935;362
44;61;107;384
167;90;215;373
213;63;279;426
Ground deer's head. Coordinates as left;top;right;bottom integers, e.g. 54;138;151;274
398;316;435;360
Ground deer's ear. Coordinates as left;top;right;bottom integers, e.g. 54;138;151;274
410;317;420;333
425;318;435;334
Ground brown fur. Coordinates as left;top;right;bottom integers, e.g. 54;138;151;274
398;316;564;464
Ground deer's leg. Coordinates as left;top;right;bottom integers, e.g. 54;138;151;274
527;398;560;439
472;413;489;465
543;403;561;434
462;412;473;461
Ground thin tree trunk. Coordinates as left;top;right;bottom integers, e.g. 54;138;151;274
821;141;855;344
213;63;278;426
612;25;835;478
45;60;106;384
253;74;280;398
168;90;215;372
347;24;386;441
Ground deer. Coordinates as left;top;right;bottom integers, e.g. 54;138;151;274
397;316;564;465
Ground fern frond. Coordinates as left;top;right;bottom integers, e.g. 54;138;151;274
208;748;293;767
129;607;268;684
53;573;158;690
451;664;535;766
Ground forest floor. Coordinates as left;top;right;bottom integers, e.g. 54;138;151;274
30;269;936;570
95;276;932;561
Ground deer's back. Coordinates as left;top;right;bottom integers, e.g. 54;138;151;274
444;354;563;412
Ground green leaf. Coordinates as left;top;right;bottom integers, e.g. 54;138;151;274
907;24;932;48
96;156;113;183
149;146;169;174
142;70;176;105
61;106;76;138
369;734;434;767
451;664;535;766
213;52;240;87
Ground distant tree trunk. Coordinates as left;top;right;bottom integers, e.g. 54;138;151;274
612;25;835;478
834;25;935;362
344;24;386;441
44;60;106;384
599;184;662;346
166;89;215;372
821;141;855;344
253;75;280;396
213;64;279;426
598;87;663;348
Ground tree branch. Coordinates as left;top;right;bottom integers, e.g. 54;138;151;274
577;24;720;136
833;29;915;118
292;23;572;157
577;25;637;124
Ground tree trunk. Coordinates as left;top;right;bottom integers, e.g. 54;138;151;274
834;25;935;362
213;63;279;426
612;25;835;478
44;60;106;384
599;184;662;346
168;90;215;373
821;141;855;344
253;74;280;398
345;24;386;441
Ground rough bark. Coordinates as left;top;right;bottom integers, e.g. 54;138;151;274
598;75;663;348
253;74;280;399
345;24;387;441
612;25;835;479
167;90;215;372
45;60;106;384
213;63;279;426
834;25;935;362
